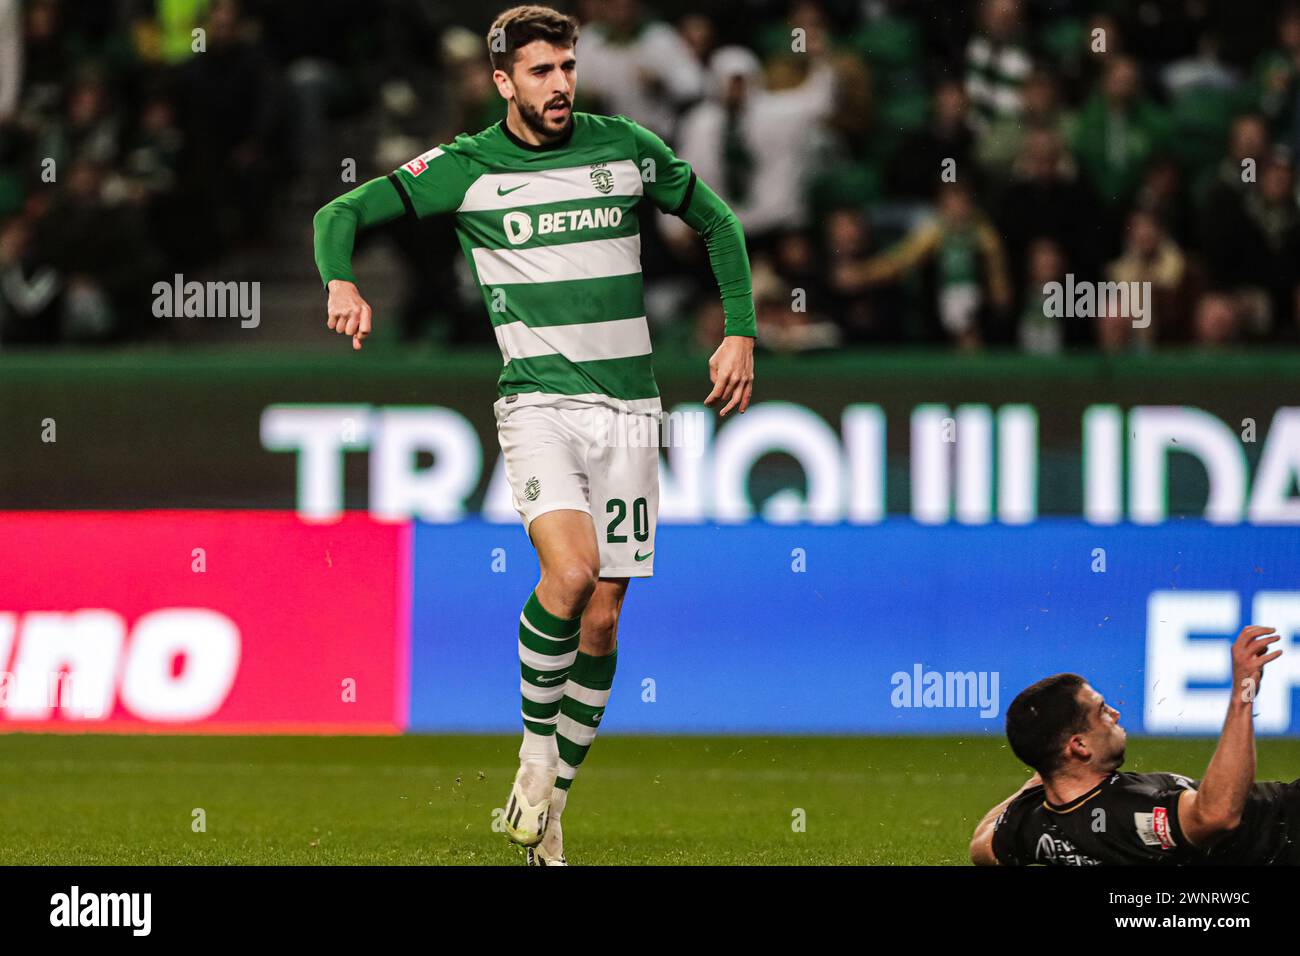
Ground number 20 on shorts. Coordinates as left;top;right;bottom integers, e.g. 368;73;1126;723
605;497;649;543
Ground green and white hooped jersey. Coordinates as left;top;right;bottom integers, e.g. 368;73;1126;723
388;113;695;411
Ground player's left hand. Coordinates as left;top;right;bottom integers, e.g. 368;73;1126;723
704;335;755;417
1231;624;1283;696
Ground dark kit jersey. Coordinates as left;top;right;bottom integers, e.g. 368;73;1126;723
992;771;1300;865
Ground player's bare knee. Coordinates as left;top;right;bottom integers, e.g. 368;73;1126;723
546;562;599;610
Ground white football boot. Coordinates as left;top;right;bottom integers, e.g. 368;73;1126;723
503;762;554;848
526;787;569;866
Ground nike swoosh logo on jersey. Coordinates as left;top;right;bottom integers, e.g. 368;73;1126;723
497;183;528;196
535;673;566;683
634;549;653;562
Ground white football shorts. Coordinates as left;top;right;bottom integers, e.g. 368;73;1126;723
494;396;660;577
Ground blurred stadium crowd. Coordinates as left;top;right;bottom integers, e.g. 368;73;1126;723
3;0;1300;353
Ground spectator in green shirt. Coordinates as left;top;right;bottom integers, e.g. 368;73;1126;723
1071;55;1170;208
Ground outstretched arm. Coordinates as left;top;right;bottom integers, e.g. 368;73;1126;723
835;221;942;290
678;177;756;416
312;176;407;350
312;148;470;350
313;177;406;286
1178;625;1282;847
632;118;755;416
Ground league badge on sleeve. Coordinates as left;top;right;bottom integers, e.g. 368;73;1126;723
402;147;444;178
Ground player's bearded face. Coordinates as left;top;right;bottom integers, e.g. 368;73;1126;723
516;89;573;138
509;43;575;140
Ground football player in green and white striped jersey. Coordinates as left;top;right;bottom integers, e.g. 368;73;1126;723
313;4;756;865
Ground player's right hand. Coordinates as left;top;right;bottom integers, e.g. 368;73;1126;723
326;279;372;351
1230;625;1282;699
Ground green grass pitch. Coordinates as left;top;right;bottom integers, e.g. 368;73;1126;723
3;734;1298;865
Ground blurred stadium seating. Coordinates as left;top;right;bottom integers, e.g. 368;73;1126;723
4;0;1300;352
